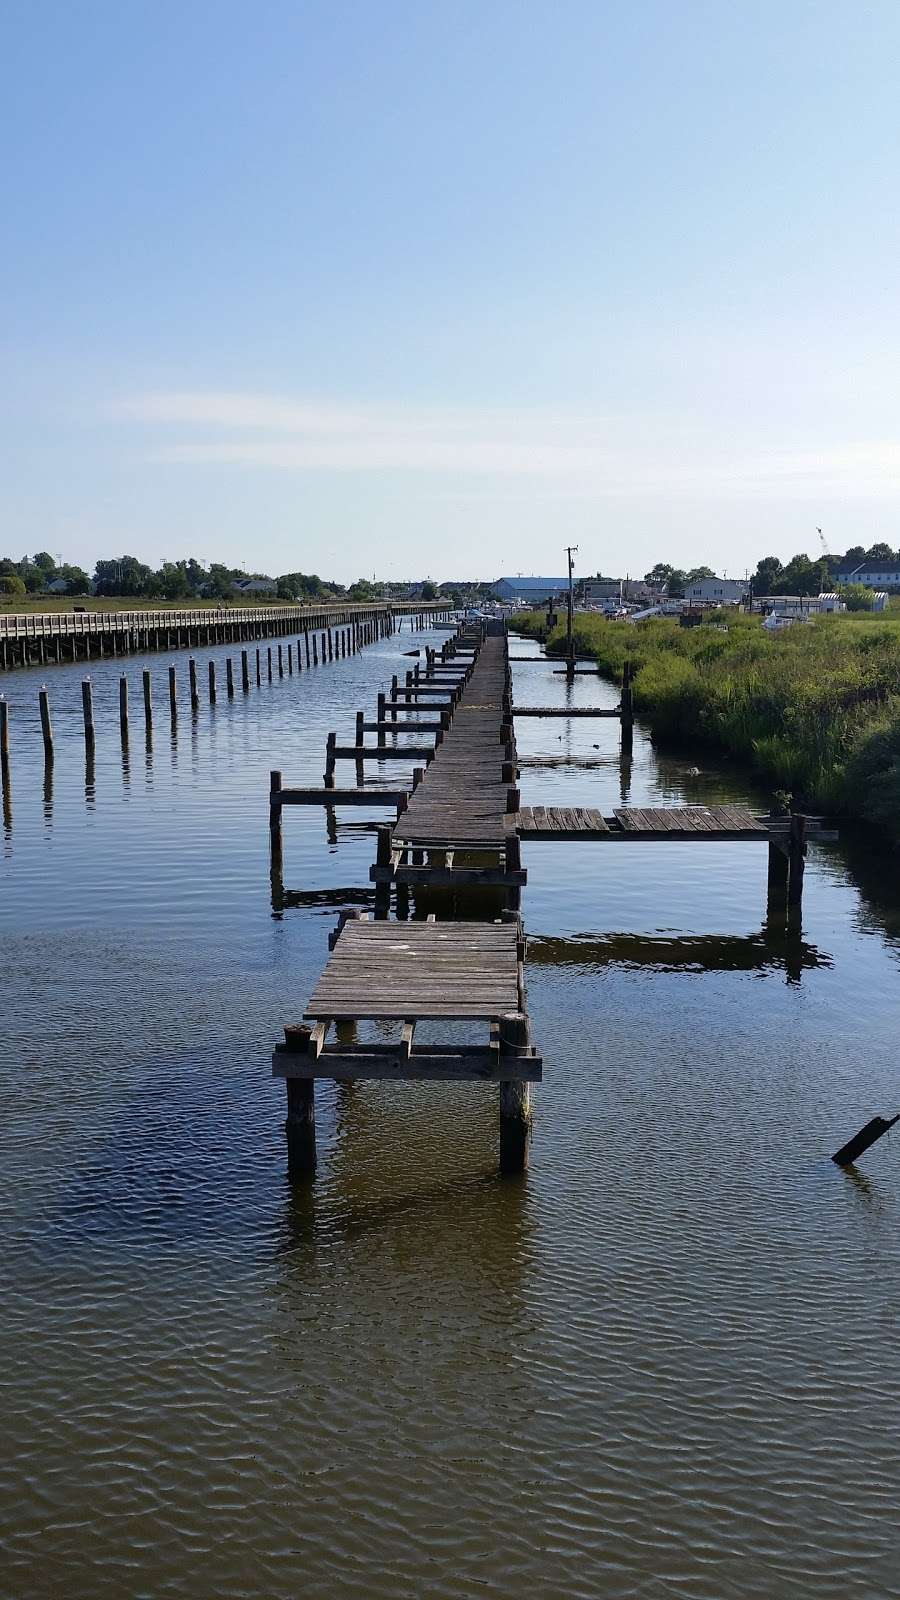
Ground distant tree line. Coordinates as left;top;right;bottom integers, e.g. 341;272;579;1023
0;552;425;603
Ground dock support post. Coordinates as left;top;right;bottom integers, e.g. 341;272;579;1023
377;692;386;747
39;686;54;761
168;665;177;723
499;1016;532;1174
143;669;153;731
282;1027;317;1177
241;649;250;693
374;825;391;919
787;813;807;926
119;676;129;743
189;657;199;711
324;731;336;788
270;768;283;871
209;660;217;704
81;678;95;750
505;833;522;910
0;696;8;761
226;657;235;697
621;661;634;751
286;1079;317;1176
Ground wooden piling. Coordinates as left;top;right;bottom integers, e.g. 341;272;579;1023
0;695;9;760
787;813;807;913
499;1015;532;1174
39;686;54;760
241;649;250;693
313;635;319;666
288;643;293;674
285;1071;317;1177
226;657;235;697
209;659;217;703
189;657;200;711
324;732;336;788
374;825;391;918
267;646;273;683
256;647;262;686
168;665;177;722
81;678;95;749
304;631;310;668
143;669;152;730
119;675;129;742
270;768;283;858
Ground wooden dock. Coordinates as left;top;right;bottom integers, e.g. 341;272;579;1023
0;599;453;672
271;621;836;1180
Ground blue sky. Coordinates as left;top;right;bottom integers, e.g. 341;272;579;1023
3;1;900;583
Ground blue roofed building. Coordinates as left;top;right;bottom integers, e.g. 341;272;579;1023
490;576;569;604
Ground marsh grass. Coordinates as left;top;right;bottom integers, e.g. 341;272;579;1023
513;610;900;837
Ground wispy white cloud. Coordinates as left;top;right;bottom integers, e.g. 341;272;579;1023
114;389;900;501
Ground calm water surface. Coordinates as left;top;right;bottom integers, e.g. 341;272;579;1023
2;628;899;1599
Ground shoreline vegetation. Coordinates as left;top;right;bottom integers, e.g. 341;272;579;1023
512;609;900;845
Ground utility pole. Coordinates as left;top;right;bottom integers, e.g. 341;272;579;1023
564;544;578;674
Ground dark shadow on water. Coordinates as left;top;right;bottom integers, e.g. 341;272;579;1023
527;926;831;982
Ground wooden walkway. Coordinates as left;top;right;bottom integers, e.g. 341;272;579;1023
272;620;837;1180
388;634;512;851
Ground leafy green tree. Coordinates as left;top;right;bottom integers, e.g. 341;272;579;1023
866;542;896;562
752;555;784;597
94;556;153;596
645;562;675;587
0;573;26;596
666;569;687;597
841;545;867;569
421;579;437;600
348;578;377;600
780;553;829;596
57;564;90;593
207;563;236;599
685;565;715;583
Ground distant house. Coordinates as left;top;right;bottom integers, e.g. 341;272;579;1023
46;577;70;595
234;576;277;596
833;561;900;591
491;576;568;605
685;576;747;605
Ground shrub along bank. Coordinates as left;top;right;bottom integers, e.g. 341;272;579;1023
512;610;900;841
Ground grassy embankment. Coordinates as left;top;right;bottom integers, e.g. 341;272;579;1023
512;609;900;840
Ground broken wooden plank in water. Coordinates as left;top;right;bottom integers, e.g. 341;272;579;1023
832;1114;899;1167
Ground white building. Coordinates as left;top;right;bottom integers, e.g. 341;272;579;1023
685;577;747;605
833;562;900;591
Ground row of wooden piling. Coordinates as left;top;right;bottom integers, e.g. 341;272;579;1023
0;617;385;762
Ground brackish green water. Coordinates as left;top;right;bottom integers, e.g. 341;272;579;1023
2;628;899;1599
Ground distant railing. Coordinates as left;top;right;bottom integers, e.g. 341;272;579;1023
0;600;445;641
